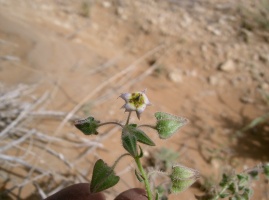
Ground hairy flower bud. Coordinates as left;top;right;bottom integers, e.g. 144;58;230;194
155;112;189;139
170;164;199;194
74;116;100;135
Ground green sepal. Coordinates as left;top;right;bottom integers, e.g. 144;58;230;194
169;164;199;194
127;124;155;146
155;112;188;139
135;169;144;182
170;178;197;194
74;116;100;135
122;130;138;157
170;164;199;180
90;159;120;193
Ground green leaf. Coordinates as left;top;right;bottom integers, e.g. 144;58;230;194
74;116;100;135
220;173;230;187
122;131;138;157
138;145;144;158
155;112;188;139
220;193;230;198
248;170;259;179
135;169;144;182
263;163;269;178
227;182;236;194
90;159;120;193
237;174;249;189
126;125;155;146
241;188;253;200
155;192;159;200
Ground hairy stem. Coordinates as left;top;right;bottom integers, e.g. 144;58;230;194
138;124;156;130
125;112;132;125
111;153;131;169
98;121;123;128
135;157;153;200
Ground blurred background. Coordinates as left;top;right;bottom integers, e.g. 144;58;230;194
0;0;268;199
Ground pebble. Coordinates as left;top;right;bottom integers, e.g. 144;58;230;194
168;71;182;83
207;25;222;36
102;1;111;8
208;75;219;85
240;96;254;104
259;83;269;90
219;59;235;72
116;7;128;20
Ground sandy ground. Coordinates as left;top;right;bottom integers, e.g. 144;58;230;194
0;0;269;199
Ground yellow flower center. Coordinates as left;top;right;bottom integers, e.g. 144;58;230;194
129;93;144;108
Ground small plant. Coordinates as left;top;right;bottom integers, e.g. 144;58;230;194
79;1;91;18
74;89;198;199
210;164;269;200
239;0;269;31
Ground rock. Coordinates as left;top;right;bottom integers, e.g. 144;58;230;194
102;1;111;8
168;71;182;83
208;75;219;85
259;83;269;90
240;96;254;104
116;7;128;20
219;59;235;72
207;25;222;36
259;54;269;63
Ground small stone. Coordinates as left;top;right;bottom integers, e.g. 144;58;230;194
168;71;182;83
219;60;235;72
207;26;221;36
259;54;269;63
102;1;111;8
208;76;219;85
259;83;269;90
116;7;128;20
240;96;254;104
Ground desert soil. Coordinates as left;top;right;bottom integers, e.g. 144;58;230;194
0;0;269;199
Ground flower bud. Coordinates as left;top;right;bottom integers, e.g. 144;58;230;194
74;116;100;135
170;164;199;180
155;112;188;139
170;164;199;194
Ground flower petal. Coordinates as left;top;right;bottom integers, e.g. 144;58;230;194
119;93;132;102
124;102;136;111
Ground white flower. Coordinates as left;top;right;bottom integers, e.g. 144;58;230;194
119;89;151;119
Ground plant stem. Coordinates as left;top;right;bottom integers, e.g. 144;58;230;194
98;121;124;128
135;157;153;200
125;112;132;125
138;124;156;130
211;179;234;200
111;153;131;169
